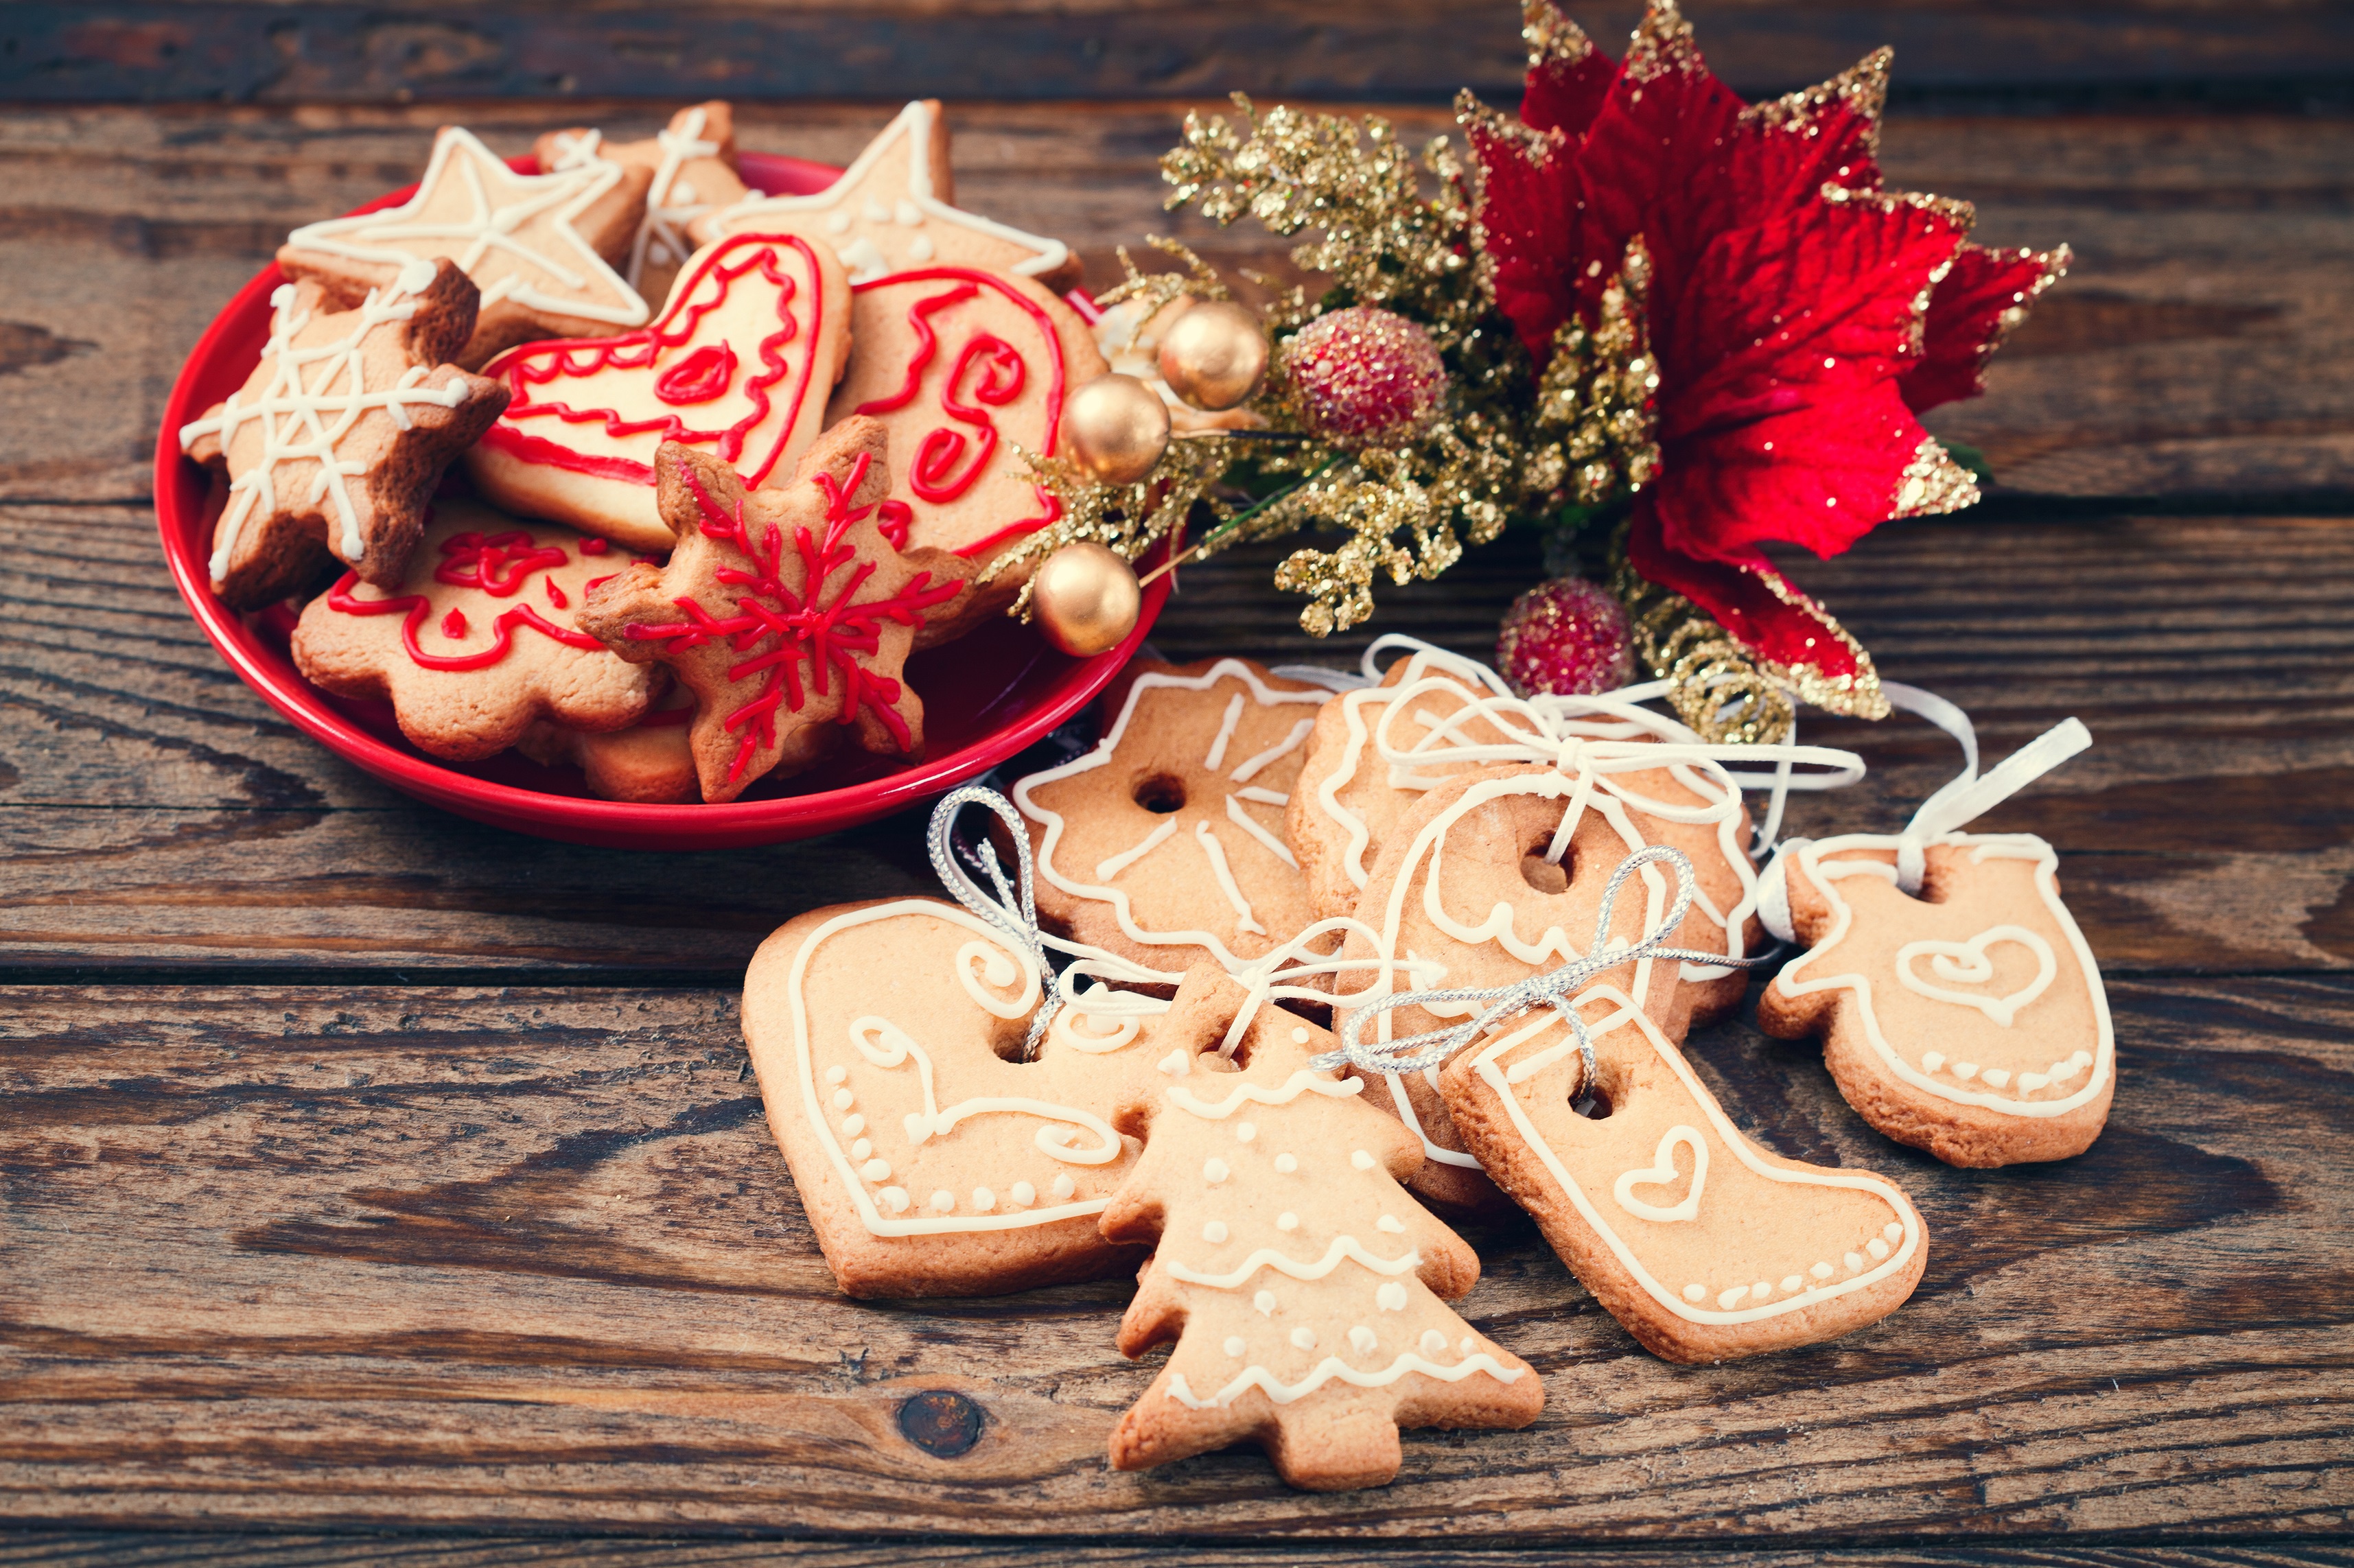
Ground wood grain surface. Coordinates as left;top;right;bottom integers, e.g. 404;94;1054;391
1;43;2351;1563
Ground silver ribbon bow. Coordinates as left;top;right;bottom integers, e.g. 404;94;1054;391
927;783;1063;1059
1311;844;1771;1086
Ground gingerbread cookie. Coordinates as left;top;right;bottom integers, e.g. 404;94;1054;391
179;262;508;609
694;99;1080;294
576;423;967;802
1102;968;1541;1491
465;231;852;551
539;102;751;309
743;893;1212;1297
1758;832;2114;1167
826;266;1108;640
281;125;653;368
1437;985;1926;1363
1013;658;1330;979
518;680;697;803
290;497;659;761
1332;763;1754;1211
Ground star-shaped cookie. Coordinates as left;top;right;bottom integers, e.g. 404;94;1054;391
537;101;752;310
692;99;1081;294
291;496;661;761
281;124;654;368
576;419;970;803
178;260;509;609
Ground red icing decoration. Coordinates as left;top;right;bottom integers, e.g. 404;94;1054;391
579;537;609;555
620;454;963;785
848;268;1069;559
327;530;603;673
476;233;826;487
545;578;569;609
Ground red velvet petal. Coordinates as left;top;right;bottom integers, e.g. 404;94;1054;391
1627;500;1864;683
1519;2;1619;137
1465;113;1587;362
1901;241;2070;413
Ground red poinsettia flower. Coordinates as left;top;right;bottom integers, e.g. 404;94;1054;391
1466;0;2066;713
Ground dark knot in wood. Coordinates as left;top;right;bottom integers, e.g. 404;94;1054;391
896;1390;984;1458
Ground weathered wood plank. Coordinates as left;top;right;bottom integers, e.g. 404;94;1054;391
10;2;2354;106
1;102;2349;504
1;976;2348;1535
4;1534;2353;1567
5;500;2349;977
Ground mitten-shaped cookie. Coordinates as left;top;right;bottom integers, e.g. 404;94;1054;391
180;261;508;607
1014;659;1331;978
576;420;968;801
1101;971;1541;1491
1440;985;1926;1363
1759;832;2114;1167
292;498;659;760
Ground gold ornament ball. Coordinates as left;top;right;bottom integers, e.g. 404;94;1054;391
1060;373;1170;486
1157;300;1269;411
1032;542;1142;657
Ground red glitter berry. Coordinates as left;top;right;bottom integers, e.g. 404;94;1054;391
1279;306;1447;446
1495;576;1637;699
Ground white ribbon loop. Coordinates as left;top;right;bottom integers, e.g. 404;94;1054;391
929;784;1065;1058
1312;845;1769;1084
1882;682;2092;894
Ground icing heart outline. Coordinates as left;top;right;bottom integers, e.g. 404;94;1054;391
1895;924;2057;1028
1612;1124;1708;1224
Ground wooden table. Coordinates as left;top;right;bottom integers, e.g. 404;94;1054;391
3;4;2352;1560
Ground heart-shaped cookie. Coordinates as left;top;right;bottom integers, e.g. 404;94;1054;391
1759;832;2114;1167
1441;985;1926;1363
466;231;850;551
744;894;1204;1297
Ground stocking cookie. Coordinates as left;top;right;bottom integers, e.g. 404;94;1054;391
575;423;967;802
290;498;659;760
1102;969;1542;1491
1013;659;1330;979
694;100;1080;293
744;895;1196;1297
538;102;751;308
824;266;1107;640
517;681;697;803
179;262;508;609
281;125;653;368
1334;764;1752;1211
1438;985;1926;1363
1759;832;2114;1167
465;231;852;551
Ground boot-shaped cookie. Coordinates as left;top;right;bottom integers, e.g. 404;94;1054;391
1758;832;2114;1167
1440;984;1926;1362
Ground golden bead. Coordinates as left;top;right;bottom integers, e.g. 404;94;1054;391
1060;373;1170;486
1157;300;1268;411
1031;541;1142;657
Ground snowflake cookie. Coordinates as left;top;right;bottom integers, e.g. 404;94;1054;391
574;419;968;803
1014;658;1331;979
1758;832;2115;1167
290;496;660;761
1102;969;1543;1491
1439;984;1927;1363
180;262;509;609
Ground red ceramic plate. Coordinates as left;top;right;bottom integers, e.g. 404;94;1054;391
153;150;1163;851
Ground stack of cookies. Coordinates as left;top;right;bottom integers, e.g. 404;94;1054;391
738;643;2116;1489
178;102;1112;803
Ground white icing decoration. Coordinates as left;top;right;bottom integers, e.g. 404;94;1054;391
1168;1070;1362;1119
1772;832;2114;1119
1202;1221;1228;1243
547;105;727;294
1012;1181;1035;1206
850;1014;1119;1164
1290;1327;1316;1350
841;1114;863;1135
907;233;935;262
1051;1173;1075;1201
1421;1330;1447;1355
824;1065;847;1085
1253;1290;1277;1315
954;939;1040;1019
1896;924;2058;1027
881;1186;909;1213
1611;1125;1708;1224
1277;1212;1300;1230
703;100;1071;281
1166;1237;1419;1289
837;235;889;280
1867;1237;1889;1259
1224;795;1300;869
1166;1347;1526;1409
1464;990;1922;1326
1228;719;1316;785
1093;817;1176;881
1237;786;1291;806
1156;1049;1191;1077
1204;692;1245;771
931;1190;955;1213
182;284;474;578
1202;1158;1230;1183
1194;821;1263;936
851;1139;872;1160
1683;1284;1705;1302
831;1089;854;1110
1350;1149;1376;1171
1289;1027;1311;1045
1811;1261;1834;1280
1224;1336;1248;1357
1349;1326;1378;1355
1375;1283;1408;1311
1274;1154;1298;1174
862;1159;889;1181
286;126;647;327
1376;1215;1405;1234
1235;1122;1257;1143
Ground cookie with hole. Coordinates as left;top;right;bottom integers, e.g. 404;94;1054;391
1757;833;2115;1168
1436;984;1927;1363
1329;761;1757;1213
1010;658;1333;983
